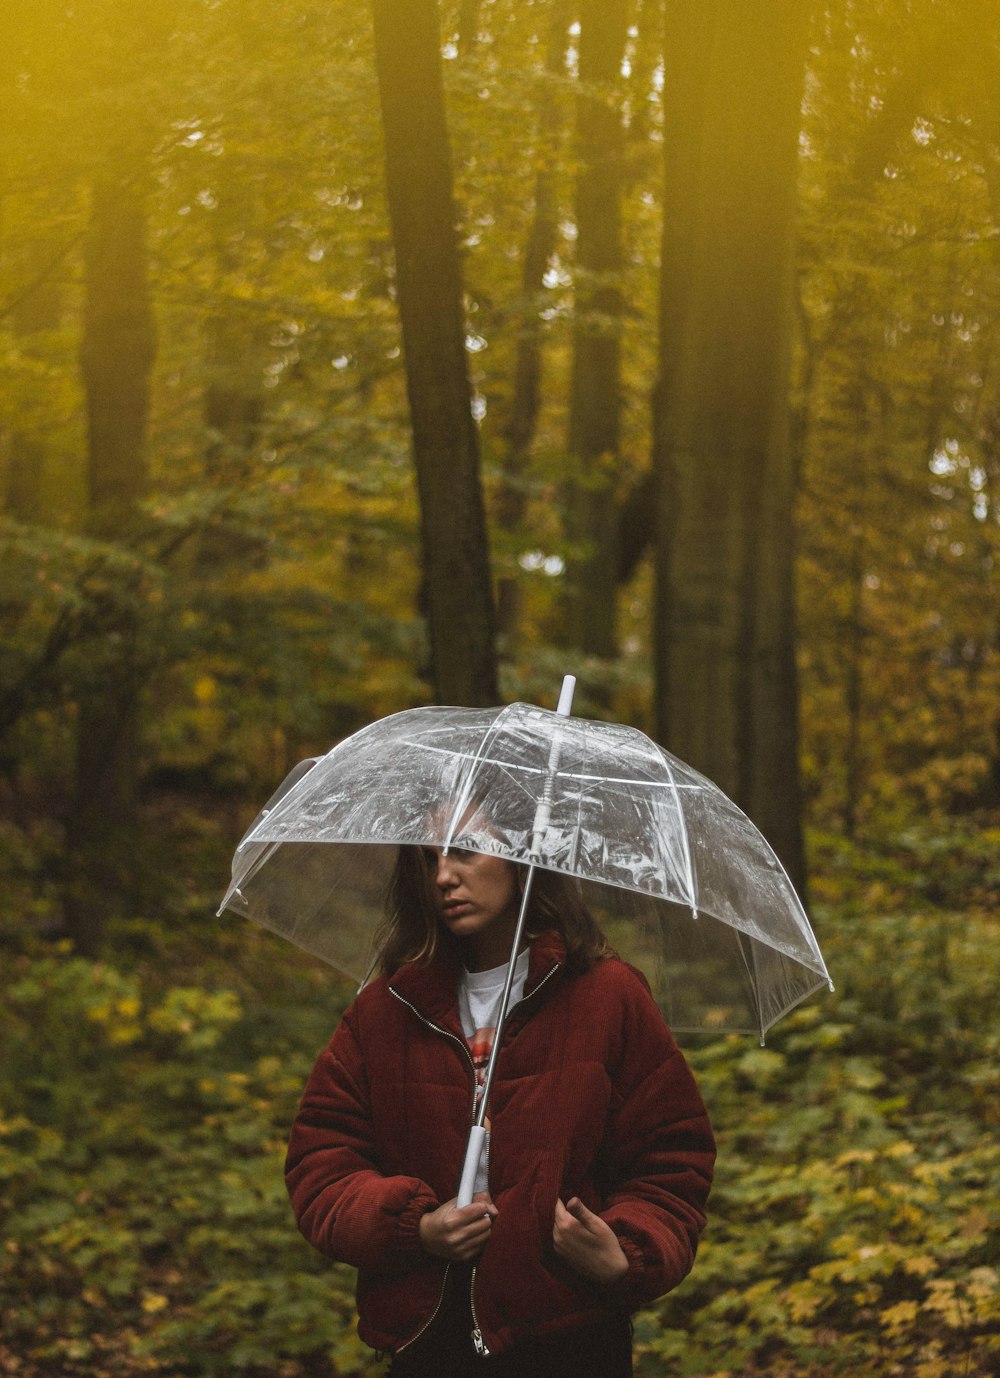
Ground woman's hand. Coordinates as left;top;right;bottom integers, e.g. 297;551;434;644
418;1192;498;1262
552;1197;629;1286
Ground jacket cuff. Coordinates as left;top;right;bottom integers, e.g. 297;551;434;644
605;1228;687;1309
605;1233;647;1306
389;1184;441;1255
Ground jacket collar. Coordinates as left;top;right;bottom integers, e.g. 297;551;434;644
388;929;565;1035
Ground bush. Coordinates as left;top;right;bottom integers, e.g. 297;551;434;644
634;825;1000;1377
0;935;377;1376
1;820;997;1376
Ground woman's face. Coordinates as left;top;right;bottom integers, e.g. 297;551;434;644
421;845;522;971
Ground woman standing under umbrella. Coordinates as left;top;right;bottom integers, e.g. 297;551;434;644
285;843;715;1376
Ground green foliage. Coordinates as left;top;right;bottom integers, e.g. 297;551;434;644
1;821;998;1377
796;1;1000;832
0;923;376;1376
632;823;1000;1377
0;519;166;733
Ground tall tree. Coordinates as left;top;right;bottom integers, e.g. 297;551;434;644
371;0;498;706
197;160;271;571
494;0;572;640
563;0;631;661
2;202;66;522
795;0;1000;828
64;149;156;950
652;0;810;885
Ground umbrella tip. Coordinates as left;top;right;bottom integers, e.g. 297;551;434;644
556;675;576;716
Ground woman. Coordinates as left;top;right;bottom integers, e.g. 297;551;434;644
285;842;715;1375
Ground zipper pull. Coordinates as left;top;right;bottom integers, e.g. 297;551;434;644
470;1264;490;1355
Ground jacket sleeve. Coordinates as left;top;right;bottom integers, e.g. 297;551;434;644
285;1004;440;1271
597;970;716;1308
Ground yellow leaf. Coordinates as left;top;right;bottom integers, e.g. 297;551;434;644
835;1148;876;1167
880;1300;919;1329
141;1292;169;1314
915;1361;948;1378
885;1140;916;1158
194;675;218;704
960;1207;989;1238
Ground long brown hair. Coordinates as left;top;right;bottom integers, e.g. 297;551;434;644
376;846;614;978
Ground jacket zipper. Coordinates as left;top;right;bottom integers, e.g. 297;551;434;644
395;1262;450;1355
520;961;560;1010
470;1263;490;1356
465;961;560;1360
390;962;561;1359
389;990;478;1356
389;987;478;1079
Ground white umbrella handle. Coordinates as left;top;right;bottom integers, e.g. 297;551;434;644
457;1125;489;1208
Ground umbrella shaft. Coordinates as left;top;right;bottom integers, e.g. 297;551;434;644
472;864;537;1130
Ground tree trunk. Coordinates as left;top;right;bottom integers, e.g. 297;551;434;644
652;0;809;888
494;0;571;641
199;175;269;570
625;0;664;149
3;207;65;521
372;0;498;706
563;0;630;662
456;0;479;55
64;152;156;952
844;518;865;840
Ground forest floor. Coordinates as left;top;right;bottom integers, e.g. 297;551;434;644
0;799;997;1377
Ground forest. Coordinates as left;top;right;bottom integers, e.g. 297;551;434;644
1;0;997;1374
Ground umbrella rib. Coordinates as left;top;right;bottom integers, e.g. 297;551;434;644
656;748;699;918
759;973;831;1040
757;845;832;987
743;931;766;1044
440;704;518;853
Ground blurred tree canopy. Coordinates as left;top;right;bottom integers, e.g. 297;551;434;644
2;0;997;889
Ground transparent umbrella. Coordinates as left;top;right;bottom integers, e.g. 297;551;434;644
219;678;832;1042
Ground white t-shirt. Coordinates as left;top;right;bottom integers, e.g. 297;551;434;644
457;948;530;1195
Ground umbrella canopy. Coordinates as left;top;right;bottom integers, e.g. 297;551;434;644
219;698;831;1040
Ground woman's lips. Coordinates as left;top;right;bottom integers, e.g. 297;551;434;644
443;900;472;918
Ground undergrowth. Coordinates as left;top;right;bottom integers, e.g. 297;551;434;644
0;815;997;1376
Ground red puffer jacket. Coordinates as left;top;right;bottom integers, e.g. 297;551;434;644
285;930;715;1358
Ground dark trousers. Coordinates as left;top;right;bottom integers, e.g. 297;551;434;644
387;1268;634;1378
